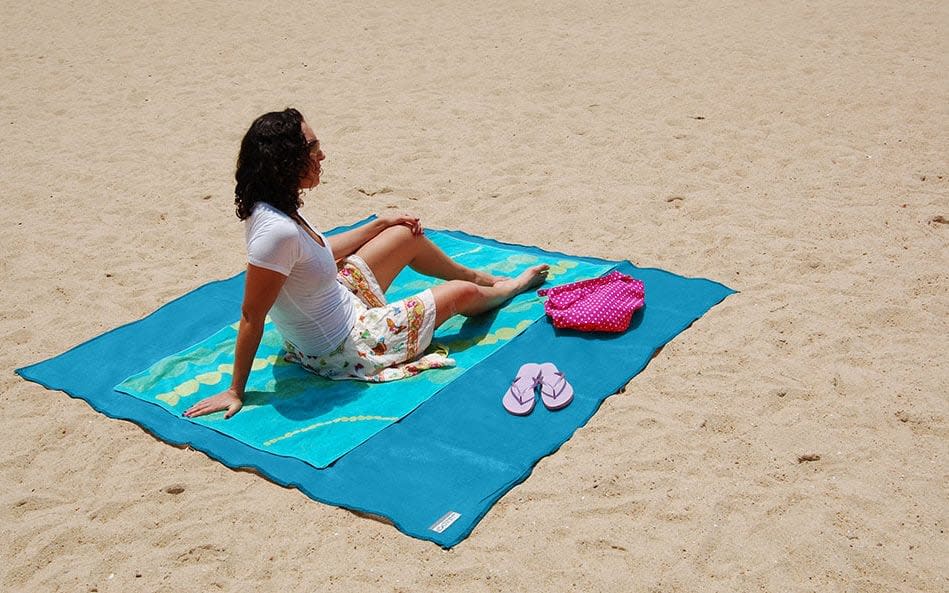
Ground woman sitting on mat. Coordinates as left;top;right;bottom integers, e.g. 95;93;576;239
184;108;548;419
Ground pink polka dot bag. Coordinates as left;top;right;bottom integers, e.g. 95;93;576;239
536;270;645;333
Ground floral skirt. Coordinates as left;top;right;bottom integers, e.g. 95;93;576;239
283;255;455;382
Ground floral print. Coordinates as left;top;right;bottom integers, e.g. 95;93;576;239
284;256;455;382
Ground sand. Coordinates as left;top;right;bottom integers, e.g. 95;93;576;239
2;0;947;591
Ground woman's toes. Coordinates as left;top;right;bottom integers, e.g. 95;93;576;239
528;271;547;288
518;265;548;289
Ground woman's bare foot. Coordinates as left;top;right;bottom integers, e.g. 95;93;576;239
429;264;550;326
494;264;549;295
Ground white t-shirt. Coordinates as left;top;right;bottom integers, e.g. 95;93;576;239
245;202;355;356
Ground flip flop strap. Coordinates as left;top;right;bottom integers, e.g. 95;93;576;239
542;372;568;400
510;377;535;405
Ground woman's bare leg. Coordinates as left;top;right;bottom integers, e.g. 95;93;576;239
355;224;499;292
430;265;549;327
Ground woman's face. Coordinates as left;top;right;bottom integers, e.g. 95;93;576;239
299;120;326;189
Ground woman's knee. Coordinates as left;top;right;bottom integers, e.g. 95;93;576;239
359;224;420;268
376;223;419;246
445;280;482;305
432;280;482;320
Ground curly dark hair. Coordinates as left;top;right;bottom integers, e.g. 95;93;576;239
234;108;312;220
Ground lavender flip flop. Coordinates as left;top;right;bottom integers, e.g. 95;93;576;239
537;362;574;411
502;363;542;416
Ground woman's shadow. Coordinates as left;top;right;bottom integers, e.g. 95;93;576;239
238;308;505;421
241;357;370;422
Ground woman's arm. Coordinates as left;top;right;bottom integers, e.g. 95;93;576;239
327;214;423;259
183;264;287;419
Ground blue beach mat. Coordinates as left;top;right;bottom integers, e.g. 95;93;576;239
16;219;733;547
114;231;612;468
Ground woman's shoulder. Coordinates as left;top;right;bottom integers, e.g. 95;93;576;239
246;203;298;240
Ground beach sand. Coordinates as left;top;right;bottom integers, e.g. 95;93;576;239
2;1;946;591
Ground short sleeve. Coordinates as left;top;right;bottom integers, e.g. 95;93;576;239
246;218;300;276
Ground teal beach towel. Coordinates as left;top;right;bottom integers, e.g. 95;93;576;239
16;219;734;547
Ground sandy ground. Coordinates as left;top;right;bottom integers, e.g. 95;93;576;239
2;1;947;591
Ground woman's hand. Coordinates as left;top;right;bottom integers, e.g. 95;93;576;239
183;388;244;419
378;213;423;236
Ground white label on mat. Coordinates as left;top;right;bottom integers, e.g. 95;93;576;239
430;511;461;533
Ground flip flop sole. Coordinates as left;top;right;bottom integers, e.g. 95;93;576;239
537;362;574;411
502;363;542;415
